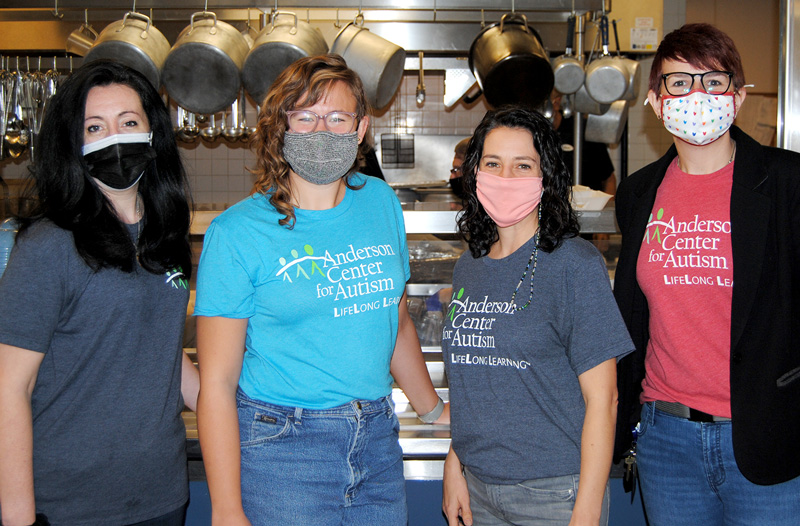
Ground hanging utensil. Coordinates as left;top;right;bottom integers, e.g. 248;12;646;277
4;63;30;159
416;51;426;104
66;9;99;57
200;112;220;142
222;96;243;142
584;15;628;104
239;88;255;142
552;14;585;95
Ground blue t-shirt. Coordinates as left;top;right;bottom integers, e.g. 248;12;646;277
442;235;634;484
195;174;410;409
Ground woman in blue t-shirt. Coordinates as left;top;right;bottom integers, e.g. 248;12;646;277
441;106;633;526
194;54;447;526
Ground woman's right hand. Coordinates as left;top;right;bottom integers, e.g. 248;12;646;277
442;446;472;526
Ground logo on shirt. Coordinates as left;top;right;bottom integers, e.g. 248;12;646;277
275;242;401;318
643;207;731;271
165;267;188;289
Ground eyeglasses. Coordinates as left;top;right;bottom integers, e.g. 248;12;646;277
286;110;359;134
661;71;733;96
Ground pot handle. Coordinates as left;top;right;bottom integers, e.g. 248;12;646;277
190;11;218;35
500;12;530;35
82;23;99;39
565;15;576;55
268;11;298;36
600;15;610;55
119;11;152;37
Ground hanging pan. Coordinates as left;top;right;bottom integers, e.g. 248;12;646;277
162;11;250;115
469;12;554;109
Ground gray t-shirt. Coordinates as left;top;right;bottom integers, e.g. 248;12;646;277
442;235;633;484
0;221;189;525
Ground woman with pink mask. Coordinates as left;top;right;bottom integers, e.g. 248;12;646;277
441;106;633;526
614;23;800;525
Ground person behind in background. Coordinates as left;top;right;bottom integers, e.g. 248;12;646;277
441;106;633;526
448;137;471;201
0;60;197;526
194;54;447;526
614;23;800;525
550;91;617;196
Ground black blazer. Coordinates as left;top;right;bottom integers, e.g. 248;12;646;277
613;126;800;485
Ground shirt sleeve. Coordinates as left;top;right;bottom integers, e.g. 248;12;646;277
0;225;69;353
194;220;255;319
565;243;634;376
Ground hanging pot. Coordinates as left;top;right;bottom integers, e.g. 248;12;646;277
331;15;406;111
468;12;554;109
162;11;250;115
242;11;328;106
551;15;585;95
583;15;628;104
585;99;629;144
573;84;611;115
66;12;99;57
84;11;170;89
611;19;641;101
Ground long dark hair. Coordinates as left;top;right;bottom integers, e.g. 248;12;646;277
20;60;192;278
251;54;371;228
458;106;580;258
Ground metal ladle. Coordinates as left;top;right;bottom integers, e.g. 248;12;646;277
415;51;426;104
222;96;243;142
200;112;220;142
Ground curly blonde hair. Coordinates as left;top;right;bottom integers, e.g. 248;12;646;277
250;54;372;227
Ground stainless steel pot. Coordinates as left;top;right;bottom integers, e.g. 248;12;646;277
331;16;406;111
84;11;170;89
584;16;628;104
162;11;250;115
242;11;328;106
551;15;584;95
469;13;554;109
585;99;628;144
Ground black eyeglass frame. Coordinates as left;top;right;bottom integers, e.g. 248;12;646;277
660;71;734;96
285;110;360;134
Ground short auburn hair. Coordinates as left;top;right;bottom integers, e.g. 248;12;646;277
649;23;745;93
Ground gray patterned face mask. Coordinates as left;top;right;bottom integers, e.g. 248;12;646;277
283;131;359;185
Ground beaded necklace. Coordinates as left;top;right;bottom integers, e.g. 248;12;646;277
509;207;541;311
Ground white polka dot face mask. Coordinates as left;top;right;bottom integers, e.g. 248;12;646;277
661;91;736;146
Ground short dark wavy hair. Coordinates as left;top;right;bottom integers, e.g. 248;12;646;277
457;106;580;258
649;23;745;93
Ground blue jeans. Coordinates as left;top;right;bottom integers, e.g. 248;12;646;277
236;388;407;526
637;401;800;526
464;466;610;526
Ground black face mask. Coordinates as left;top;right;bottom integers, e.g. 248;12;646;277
449;176;467;199
84;141;157;190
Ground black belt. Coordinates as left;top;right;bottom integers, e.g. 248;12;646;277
654;400;731;423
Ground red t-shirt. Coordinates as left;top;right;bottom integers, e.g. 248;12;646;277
636;158;734;417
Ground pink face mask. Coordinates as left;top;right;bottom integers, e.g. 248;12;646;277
476;170;543;228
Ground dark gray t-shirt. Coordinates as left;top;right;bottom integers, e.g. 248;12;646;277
442;235;633;484
0;221;189;525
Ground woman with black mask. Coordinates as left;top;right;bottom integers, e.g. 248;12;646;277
0;61;197;526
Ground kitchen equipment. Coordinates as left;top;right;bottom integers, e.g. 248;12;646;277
242;11;328;106
162;11;250;115
573;83;610;115
551;15;585;95
585;99;628;144
240;9;258;49
84;11;170;90
468;12;554;109
611;19;641;101
200;112;221;142
222;95;243;142
0;217;19;279
331;15;406;111
583;15;628;104
66;10;98;57
416;51;426;104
